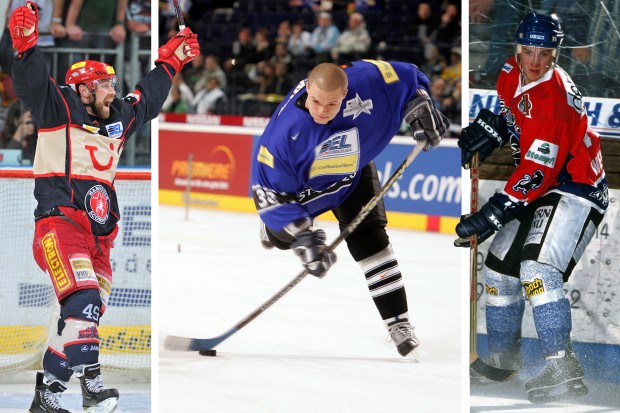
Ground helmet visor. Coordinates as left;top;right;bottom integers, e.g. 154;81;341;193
92;76;122;95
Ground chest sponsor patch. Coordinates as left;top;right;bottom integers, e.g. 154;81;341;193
309;128;360;178
85;185;110;224
525;139;558;168
106;122;124;139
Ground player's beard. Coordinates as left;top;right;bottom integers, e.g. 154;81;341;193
91;97;113;120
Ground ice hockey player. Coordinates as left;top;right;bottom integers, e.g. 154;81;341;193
8;2;199;412
456;11;607;403
251;60;450;358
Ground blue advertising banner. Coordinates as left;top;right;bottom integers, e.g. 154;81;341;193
373;138;461;217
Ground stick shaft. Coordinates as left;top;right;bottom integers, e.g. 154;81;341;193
172;0;186;30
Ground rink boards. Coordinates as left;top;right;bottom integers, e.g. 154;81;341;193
159;122;461;233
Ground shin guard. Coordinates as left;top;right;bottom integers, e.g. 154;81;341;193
484;267;525;353
42;334;74;382
521;260;571;355
61;318;100;370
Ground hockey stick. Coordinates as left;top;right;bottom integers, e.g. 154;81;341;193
164;141;429;352
455;153;515;382
172;0;186;30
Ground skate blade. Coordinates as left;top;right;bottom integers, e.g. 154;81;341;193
527;380;588;404
84;397;118;413
403;347;421;362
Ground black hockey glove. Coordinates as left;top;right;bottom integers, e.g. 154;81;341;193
291;229;337;278
455;201;511;247
459;109;509;169
404;88;450;148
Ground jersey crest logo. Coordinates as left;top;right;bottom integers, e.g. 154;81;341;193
343;93;373;119
518;94;532;118
512;170;544;195
85;185;110;224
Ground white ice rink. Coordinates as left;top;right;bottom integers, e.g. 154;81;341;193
157;206;464;413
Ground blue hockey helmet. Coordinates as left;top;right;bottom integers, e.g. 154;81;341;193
515;12;564;49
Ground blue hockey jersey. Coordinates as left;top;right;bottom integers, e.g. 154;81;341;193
251;60;430;231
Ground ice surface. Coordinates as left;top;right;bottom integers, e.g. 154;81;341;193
157;206;464;413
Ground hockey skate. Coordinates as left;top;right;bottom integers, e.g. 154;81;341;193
388;321;420;360
29;372;70;413
525;349;588;404
77;363;119;413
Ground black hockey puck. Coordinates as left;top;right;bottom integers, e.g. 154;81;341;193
199;349;217;356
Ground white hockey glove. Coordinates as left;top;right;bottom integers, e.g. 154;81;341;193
404;88;450;148
291;229;337;278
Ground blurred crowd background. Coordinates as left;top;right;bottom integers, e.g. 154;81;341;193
0;0;462;166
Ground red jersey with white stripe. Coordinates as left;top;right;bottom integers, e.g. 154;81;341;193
495;56;607;212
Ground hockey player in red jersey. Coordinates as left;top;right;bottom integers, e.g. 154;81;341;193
456;12;607;403
8;2;199;412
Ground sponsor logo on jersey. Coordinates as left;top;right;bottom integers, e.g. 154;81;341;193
525;205;552;245
343;93;373;119
523;278;545;299
69;255;97;283
363;59;400;84
78;326;100;340
501;62;514;73
512;169;544;195
525;139;558;167
257;145;274;168
518;94;532;118
85;185;110;224
81;124;100;134
105;122;123;139
310;128;360;178
41;232;73;293
485;284;498;296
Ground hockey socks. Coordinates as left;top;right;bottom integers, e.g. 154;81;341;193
357;244;408;319
484;268;524;354
521;260;571;355
42;335;74;383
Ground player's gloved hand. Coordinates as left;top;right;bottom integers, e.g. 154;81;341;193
9;1;39;54
404;88;450;148
155;27;201;73
459;109;509;169
291;229;337;278
455;201;511;248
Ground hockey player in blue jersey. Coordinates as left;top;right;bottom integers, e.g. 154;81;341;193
251;61;450;357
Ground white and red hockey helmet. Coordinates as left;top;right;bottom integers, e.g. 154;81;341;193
65;60;122;94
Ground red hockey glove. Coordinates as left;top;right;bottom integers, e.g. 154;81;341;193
9;1;39;54
155;27;201;73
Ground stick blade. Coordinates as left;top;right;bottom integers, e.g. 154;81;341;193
163;335;196;351
470;357;516;382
